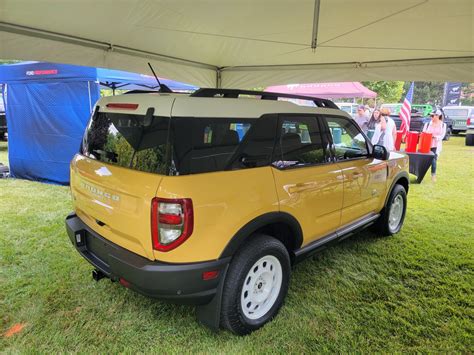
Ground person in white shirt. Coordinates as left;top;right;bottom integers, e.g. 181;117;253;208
371;108;397;151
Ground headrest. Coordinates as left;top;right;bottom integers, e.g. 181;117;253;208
281;132;301;147
221;130;239;145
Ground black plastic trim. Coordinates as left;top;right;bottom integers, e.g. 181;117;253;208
66;213;230;305
294;213;379;263
219;212;303;259
384;171;410;205
190;88;339;109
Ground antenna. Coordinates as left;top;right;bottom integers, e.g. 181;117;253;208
148;62;172;93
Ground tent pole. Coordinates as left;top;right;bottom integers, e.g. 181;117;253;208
216;68;222;89
311;0;321;49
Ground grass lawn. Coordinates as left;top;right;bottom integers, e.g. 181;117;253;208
0;138;473;352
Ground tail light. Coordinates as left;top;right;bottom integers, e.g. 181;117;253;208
467;117;471;126
151;198;193;252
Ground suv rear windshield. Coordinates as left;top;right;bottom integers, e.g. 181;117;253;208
81;111;273;175
443;108;469;117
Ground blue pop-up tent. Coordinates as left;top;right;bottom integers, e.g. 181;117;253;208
0;61;197;184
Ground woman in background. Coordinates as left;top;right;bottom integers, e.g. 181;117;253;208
371;108;396;151
423;109;446;182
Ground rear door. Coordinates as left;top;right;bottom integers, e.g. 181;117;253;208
271;114;343;245
71;100;173;260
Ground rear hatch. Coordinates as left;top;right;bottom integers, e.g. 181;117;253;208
443;107;470;130
70;95;175;260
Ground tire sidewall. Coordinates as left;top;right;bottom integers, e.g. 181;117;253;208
237;246;290;329
222;236;291;333
387;185;407;234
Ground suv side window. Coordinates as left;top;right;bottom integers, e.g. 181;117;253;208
230;114;278;169
323;116;369;161
273;115;327;169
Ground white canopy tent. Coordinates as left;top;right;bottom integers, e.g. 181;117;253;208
1;0;473;88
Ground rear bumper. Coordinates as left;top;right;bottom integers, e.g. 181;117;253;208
65;213;230;304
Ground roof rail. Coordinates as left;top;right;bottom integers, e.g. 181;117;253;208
123;89;159;95
190;88;339;109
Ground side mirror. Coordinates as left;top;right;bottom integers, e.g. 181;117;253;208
373;144;389;160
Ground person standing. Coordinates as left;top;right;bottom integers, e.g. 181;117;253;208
371;108;396;151
355;105;369;134
423;109;446;182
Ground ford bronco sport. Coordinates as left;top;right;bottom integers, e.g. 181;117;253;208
66;88;409;335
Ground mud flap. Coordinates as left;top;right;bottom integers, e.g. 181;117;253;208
195;263;229;331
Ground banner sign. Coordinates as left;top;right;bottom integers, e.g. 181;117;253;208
443;82;462;106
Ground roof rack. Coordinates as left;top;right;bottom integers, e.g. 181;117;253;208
190;88;339;109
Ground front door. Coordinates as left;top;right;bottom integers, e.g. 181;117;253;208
271;114;344;246
321;115;388;226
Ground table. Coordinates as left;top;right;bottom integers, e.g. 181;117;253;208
404;150;435;183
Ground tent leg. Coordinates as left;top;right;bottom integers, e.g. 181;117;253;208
216;68;222;89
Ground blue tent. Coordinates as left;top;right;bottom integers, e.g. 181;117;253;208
0;61;197;184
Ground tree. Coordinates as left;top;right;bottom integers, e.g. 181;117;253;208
402;81;444;105
362;81;405;104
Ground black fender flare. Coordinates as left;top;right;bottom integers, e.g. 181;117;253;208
219;211;303;259
384;171;409;207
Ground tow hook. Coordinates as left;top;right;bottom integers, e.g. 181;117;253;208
92;269;106;282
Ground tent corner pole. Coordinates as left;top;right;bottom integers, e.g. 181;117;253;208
216;68;222;89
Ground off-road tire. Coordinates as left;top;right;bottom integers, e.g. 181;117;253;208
374;184;407;236
220;234;290;335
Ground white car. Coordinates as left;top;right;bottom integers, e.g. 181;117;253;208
443;106;474;134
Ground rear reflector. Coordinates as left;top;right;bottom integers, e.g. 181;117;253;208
202;270;219;280
106;103;139;110
119;278;130;288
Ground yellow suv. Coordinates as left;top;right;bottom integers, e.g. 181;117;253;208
66;88;409;335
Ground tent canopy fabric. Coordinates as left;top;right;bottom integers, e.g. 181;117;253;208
266;82;377;99
0;0;473;88
0;61;197;91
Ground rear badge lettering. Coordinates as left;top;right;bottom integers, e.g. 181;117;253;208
80;182;120;201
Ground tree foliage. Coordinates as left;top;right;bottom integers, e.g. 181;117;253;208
362;81;405;104
402;81;444;105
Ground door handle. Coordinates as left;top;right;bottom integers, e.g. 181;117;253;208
352;172;363;179
287;182;317;194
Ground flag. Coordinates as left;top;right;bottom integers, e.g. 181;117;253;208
399;82;414;137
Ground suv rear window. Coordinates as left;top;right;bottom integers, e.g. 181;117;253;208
82;111;264;175
443;108;469;117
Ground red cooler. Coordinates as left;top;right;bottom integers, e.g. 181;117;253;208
395;131;403;151
418;132;432;153
405;131;419;152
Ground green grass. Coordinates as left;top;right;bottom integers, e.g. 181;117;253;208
0;138;473;352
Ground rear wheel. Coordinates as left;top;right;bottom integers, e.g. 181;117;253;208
375;184;407;236
466;133;474;146
220;234;290;335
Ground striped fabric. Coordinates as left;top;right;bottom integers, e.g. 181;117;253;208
400;82;414;137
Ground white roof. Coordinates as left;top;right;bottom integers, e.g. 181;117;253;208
1;0;473;87
98;93;349;119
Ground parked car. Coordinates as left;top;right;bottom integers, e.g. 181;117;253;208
335;102;358;118
66;88;409;335
442;106;474;134
390;107;452;140
381;103;434;117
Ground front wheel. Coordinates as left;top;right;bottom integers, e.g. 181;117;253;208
220;234;290;335
375;184;407;236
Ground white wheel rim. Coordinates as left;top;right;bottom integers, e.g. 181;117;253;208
389;194;404;231
240;255;283;320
